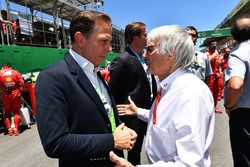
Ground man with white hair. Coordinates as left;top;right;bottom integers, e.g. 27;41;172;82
109;25;215;167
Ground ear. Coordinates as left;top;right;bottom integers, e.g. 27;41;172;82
133;36;139;42
166;51;176;63
169;49;176;58
74;32;85;47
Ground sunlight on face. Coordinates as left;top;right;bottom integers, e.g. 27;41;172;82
84;19;112;67
144;40;177;80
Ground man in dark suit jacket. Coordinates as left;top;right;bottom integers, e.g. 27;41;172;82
36;11;137;167
109;22;157;165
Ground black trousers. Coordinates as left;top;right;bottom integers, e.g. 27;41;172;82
229;108;250;167
120;116;147;165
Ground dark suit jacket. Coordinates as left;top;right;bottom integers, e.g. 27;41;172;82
36;52;122;167
109;47;157;130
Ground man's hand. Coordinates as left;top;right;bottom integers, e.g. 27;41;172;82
117;96;138;116
126;127;137;151
113;123;137;150
109;151;134;167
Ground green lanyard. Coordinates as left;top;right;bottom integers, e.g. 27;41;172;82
93;85;116;133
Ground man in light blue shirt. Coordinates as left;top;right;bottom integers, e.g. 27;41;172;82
224;14;250;167
186;26;212;83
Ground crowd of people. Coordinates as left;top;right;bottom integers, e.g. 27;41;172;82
0;9;249;167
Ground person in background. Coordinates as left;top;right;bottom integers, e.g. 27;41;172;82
217;47;231;100
185;26;212;83
109;25;215;167
100;61;111;83
0;63;24;136
206;41;223;113
224;14;250;167
36;11;137;167
221;47;231;72
109;22;157;165
0;10;14;45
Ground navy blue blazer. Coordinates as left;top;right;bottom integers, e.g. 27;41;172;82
36;52;122;167
109;46;157;109
109;46;157;136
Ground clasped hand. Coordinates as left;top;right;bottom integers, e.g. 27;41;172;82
113;123;137;151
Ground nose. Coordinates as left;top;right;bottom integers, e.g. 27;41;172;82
108;45;112;52
142;51;148;61
106;44;112;52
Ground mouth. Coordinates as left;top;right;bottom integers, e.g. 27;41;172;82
146;61;151;67
100;55;106;58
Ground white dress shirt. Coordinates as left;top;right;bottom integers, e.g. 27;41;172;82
69;49;112;107
137;68;215;167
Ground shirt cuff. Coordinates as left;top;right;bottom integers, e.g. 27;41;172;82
137;108;149;122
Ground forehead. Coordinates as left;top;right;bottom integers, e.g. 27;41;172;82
94;18;111;31
237;18;250;25
137;26;146;36
210;42;217;46
141;26;146;32
147;40;156;46
147;37;158;45
187;29;196;34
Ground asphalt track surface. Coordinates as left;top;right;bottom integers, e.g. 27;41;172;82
0;101;233;167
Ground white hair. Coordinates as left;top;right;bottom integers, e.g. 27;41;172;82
147;25;195;68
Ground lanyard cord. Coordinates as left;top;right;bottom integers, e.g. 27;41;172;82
92;81;116;133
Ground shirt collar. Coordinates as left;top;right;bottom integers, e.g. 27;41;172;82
159;68;186;91
69;48;100;73
128;46;141;58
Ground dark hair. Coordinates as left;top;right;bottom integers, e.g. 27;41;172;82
231;14;250;42
125;22;145;44
185;26;198;37
209;40;217;45
3;62;11;67
69;10;111;43
1;10;7;20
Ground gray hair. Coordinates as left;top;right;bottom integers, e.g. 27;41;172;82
147;25;195;68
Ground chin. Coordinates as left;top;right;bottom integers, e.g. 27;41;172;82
148;68;154;74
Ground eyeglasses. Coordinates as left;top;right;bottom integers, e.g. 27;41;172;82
144;45;155;54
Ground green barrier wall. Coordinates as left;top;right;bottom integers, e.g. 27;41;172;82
0;45;67;74
0;45;118;74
